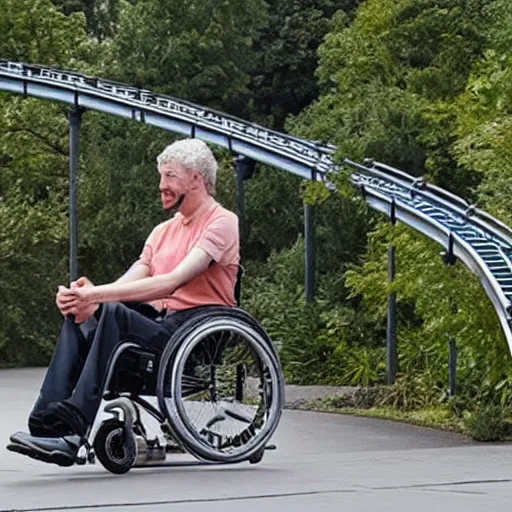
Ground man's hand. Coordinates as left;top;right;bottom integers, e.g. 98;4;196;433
71;277;99;323
56;276;99;324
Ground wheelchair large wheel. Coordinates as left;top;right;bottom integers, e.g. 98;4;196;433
157;307;284;463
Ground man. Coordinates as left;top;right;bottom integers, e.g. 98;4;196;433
7;138;240;466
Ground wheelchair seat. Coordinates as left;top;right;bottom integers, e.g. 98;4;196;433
106;346;159;397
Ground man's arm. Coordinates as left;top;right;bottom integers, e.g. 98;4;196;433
115;260;152;284
57;261;150;315
64;247;212;311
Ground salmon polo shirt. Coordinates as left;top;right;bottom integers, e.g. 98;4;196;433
138;200;240;312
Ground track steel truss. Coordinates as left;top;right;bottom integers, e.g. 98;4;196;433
346;159;512;350
1;60;511;351
0;60;335;181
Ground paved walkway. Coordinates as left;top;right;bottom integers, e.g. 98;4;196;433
1;368;512;512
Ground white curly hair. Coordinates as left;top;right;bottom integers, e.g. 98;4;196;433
157;138;218;196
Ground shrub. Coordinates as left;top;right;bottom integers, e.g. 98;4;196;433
464;405;510;442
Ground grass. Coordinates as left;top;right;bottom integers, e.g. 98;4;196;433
295;397;468;435
293;395;512;442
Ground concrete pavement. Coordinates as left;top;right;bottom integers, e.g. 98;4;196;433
1;368;512;511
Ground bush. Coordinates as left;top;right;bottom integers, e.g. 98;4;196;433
243;236;387;386
375;372;444;411
464;405;511;442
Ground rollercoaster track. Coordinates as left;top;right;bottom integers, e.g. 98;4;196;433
345;159;512;350
1;60;511;351
0;60;335;181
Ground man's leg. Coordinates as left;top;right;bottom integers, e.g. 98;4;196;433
8;303;206;466
42;304;208;432
64;302;178;428
29;316;95;436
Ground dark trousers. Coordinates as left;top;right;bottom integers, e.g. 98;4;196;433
30;303;206;427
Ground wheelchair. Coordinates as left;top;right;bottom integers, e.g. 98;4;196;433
78;302;285;474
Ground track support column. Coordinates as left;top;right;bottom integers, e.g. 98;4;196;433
387;244;398;384
69;107;85;281
304;170;317;302
449;336;457;396
304;203;316;302
442;235;458;396
234;155;256;256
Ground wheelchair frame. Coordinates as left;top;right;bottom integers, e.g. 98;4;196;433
76;305;285;474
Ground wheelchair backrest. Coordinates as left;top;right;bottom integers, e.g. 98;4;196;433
234;264;245;306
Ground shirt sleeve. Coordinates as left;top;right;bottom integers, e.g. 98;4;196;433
138;225;160;272
195;213;239;265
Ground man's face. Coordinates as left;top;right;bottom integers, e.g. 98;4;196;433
158;161;191;211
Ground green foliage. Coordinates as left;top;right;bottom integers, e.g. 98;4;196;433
453;1;512;226
0;0;95;365
376;372;443;411
290;0;490;197
344;221;512;403
50;0;121;40
2;0;512;434
107;0;268;115
0;187;68;366
465;405;510;442
243;236;385;386
249;0;358;129
241;167;304;261
0;0;85;64
287;0;512;406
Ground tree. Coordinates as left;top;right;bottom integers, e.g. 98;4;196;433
290;0;490;196
107;0;268;116
248;0;360;130
50;0;121;40
454;0;512;226
0;0;92;67
278;0;511;394
0;0;93;365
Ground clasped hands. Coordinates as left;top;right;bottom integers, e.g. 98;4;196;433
56;276;99;324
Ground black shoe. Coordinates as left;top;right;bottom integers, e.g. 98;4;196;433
7;432;80;467
28;413;49;437
42;401;88;437
29;413;72;438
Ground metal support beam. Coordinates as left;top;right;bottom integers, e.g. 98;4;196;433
234;155;256;256
304;172;317;302
235;161;245;242
449;336;457;396
68;107;84;281
387;245;398;384
304;203;316;302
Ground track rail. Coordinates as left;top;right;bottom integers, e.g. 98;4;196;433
0;60;335;181
346;159;512;350
1;60;511;351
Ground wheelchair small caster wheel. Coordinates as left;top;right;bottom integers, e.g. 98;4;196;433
94;420;137;474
